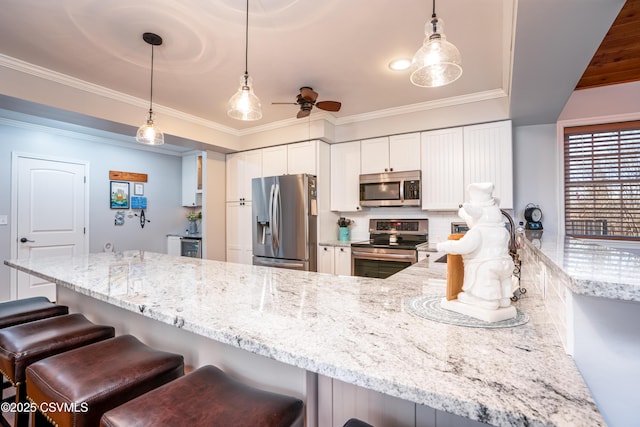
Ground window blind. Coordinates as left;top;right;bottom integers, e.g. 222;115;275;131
564;120;640;240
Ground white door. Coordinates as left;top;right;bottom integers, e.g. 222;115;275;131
13;154;88;301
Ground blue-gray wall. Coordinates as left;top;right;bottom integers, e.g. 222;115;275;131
0;120;187;300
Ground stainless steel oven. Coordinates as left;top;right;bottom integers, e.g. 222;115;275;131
351;219;428;279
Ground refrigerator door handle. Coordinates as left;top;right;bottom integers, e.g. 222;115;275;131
269;183;280;251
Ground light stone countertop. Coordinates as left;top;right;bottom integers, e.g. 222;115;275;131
521;232;640;302
4;252;603;427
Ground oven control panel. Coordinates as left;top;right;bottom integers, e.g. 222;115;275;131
369;219;428;234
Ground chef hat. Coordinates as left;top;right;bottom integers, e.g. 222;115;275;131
467;182;496;207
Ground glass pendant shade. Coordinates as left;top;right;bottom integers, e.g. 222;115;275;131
410;16;462;88
227;74;262;121
136;113;164;145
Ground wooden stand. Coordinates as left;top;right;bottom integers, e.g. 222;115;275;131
446;234;465;300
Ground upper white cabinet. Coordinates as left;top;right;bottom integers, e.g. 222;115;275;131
463;120;513;209
421;128;464;210
261;141;319;178
331;140;361;212
287;141;318;175
421;120;513;210
389;133;421;172
360;137;390;174
182;153;204;207
226;150;262;202
262;146;287;177
360;133;421;174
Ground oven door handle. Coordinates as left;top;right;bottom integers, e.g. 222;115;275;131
351;251;416;262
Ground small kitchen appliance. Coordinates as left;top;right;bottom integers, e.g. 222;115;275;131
359;170;421;207
351;219;428;279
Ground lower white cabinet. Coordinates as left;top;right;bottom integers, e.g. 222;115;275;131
334;246;351;275
226;201;253;265
318;246;335;274
318;245;351;275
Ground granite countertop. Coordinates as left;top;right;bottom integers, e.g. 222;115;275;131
521;232;640;302
4;252;603;426
318;240;353;247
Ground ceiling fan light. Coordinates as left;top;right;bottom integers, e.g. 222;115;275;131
136;114;164;145
410;14;462;87
227;75;262;121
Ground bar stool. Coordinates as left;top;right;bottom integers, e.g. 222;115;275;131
26;334;184;427
0;297;69;406
100;365;304;427
343;418;374;427
0;313;115;427
0;296;68;329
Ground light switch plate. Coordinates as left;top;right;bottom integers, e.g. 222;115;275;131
0;215;7;225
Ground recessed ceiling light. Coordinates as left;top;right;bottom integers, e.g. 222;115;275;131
389;58;412;71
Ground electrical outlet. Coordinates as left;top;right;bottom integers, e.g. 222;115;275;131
0;215;7;225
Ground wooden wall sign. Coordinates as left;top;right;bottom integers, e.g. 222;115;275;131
109;171;148;182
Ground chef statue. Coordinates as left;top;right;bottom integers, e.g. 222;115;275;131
437;182;517;322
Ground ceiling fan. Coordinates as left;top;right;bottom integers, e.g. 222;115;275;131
273;87;341;119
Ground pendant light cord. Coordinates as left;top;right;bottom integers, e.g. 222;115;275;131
148;44;155;119
243;0;250;85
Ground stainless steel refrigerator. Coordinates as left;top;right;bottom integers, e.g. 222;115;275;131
252;174;318;271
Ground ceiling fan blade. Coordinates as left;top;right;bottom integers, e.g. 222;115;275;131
299;87;318;103
316;101;342;112
297;109;311;119
271;102;298;105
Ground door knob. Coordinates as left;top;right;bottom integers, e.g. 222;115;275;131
20;237;34;243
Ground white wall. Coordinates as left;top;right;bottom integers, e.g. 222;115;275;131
512;124;558;235
0;120;187;300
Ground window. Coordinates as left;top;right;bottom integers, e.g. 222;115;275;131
564;120;640;240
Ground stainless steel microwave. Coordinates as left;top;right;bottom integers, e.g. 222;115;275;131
359;170;421;207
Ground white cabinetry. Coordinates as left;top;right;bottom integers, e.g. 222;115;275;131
421;127;464;210
182;153;203;207
462;120;513;208
360;137;390;174
261;140;318;177
334;246;351;275
261;146;287;177
389;133;421;172
226;150;261;265
317;245;352;275
421;120;512;210
330;141;361;212
318;245;335;274
287;140;318;175
226;150;262;202
226;201;253;265
361;133;421;174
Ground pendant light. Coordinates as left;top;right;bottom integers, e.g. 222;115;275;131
410;0;462;88
227;0;262;121
136;32;164;145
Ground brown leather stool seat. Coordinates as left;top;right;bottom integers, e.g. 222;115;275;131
26;334;184;427
0;313;115;427
0;296;68;328
100;365;304;427
343;418;375;427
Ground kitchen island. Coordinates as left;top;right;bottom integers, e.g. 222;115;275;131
5;251;603;427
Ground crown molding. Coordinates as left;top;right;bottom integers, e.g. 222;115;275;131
0;54;240;136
